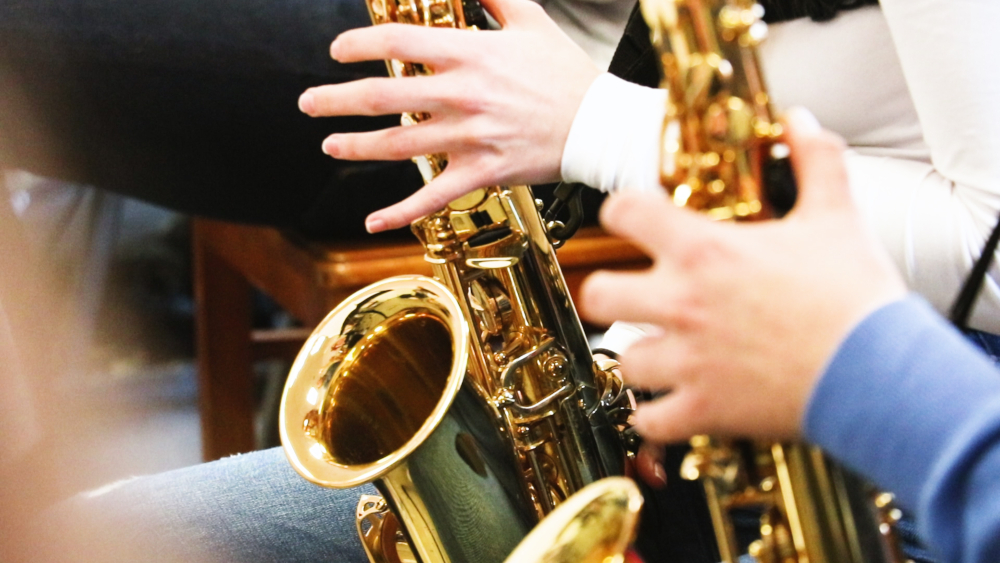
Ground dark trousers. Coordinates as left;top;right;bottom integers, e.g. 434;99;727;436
0;0;604;239
0;0;426;240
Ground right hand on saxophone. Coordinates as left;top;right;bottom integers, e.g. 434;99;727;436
297;0;602;233
580;111;908;444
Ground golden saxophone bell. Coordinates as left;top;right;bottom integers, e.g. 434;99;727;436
280;0;643;561
281;275;537;563
280;275;468;489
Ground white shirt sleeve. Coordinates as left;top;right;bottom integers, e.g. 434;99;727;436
560;73;666;194
595;321;660;356
562;2;1000;334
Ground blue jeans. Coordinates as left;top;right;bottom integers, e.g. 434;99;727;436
58;445;718;563
61;447;373;563
63;335;1000;563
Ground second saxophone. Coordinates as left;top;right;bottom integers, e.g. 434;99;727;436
641;0;903;562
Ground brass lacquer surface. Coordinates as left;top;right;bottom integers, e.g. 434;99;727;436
320;313;452;466
281;276;470;488
501;477;643;563
681;438;895;563
642;2;902;562
280;0;635;562
643;0;784;220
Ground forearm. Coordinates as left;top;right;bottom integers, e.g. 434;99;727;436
805;296;1000;563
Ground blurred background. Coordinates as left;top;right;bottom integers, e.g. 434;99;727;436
4;174;201;489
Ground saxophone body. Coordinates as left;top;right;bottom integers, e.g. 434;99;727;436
280;2;631;562
640;1;900;561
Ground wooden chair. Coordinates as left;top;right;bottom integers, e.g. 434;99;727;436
192;218;650;461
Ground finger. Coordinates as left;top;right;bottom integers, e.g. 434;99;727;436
321;122;458;161
330;24;467;67
300;76;448;117
598;191;707;259
617;334;680;391
782;107;852;217
579;269;669;328
634;442;668;489
364;166;488;232
632;391;702;444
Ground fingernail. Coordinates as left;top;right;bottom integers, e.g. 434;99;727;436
787;107;821;134
652;461;668;487
329;39;341;61
322;137;338;156
365;217;387;234
298;92;314;115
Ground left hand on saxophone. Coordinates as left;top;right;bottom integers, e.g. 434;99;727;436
297;0;600;233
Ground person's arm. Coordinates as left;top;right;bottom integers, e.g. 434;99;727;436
570;1;1000;335
841;0;1000;334
805;296;1000;563
579;107;1000;563
298;0;604;232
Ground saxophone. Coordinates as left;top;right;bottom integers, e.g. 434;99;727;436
278;1;636;562
640;1;903;562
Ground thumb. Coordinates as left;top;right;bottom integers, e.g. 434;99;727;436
783;107;853;218
631;392;701;444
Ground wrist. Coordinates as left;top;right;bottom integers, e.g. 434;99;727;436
560;73;667;193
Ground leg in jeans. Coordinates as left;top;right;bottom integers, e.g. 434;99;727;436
53;447;374;563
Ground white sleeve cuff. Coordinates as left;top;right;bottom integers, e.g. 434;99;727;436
596;321;660;356
560;73;667;194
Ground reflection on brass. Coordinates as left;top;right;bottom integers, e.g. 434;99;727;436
642;1;905;562
642;0;784;220
321;313;452;466
358;495;418;563
501;477;643;563
280;2;640;563
682;438;900;563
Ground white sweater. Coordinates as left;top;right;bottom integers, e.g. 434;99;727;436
565;2;1000;340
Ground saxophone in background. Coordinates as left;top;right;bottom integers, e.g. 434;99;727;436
640;0;904;561
278;1;638;562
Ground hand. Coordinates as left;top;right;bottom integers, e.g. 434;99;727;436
298;0;602;233
579;109;908;443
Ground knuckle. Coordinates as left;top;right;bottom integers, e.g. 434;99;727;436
363;82;394;114
381;29;407;59
677;234;729;270
381;129;414;159
670;295;707;333
439;87;486;115
647;299;674;327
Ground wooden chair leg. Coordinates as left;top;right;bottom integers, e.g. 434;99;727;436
193;221;255;461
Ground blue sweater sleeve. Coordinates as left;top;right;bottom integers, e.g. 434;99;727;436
804;296;1000;563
